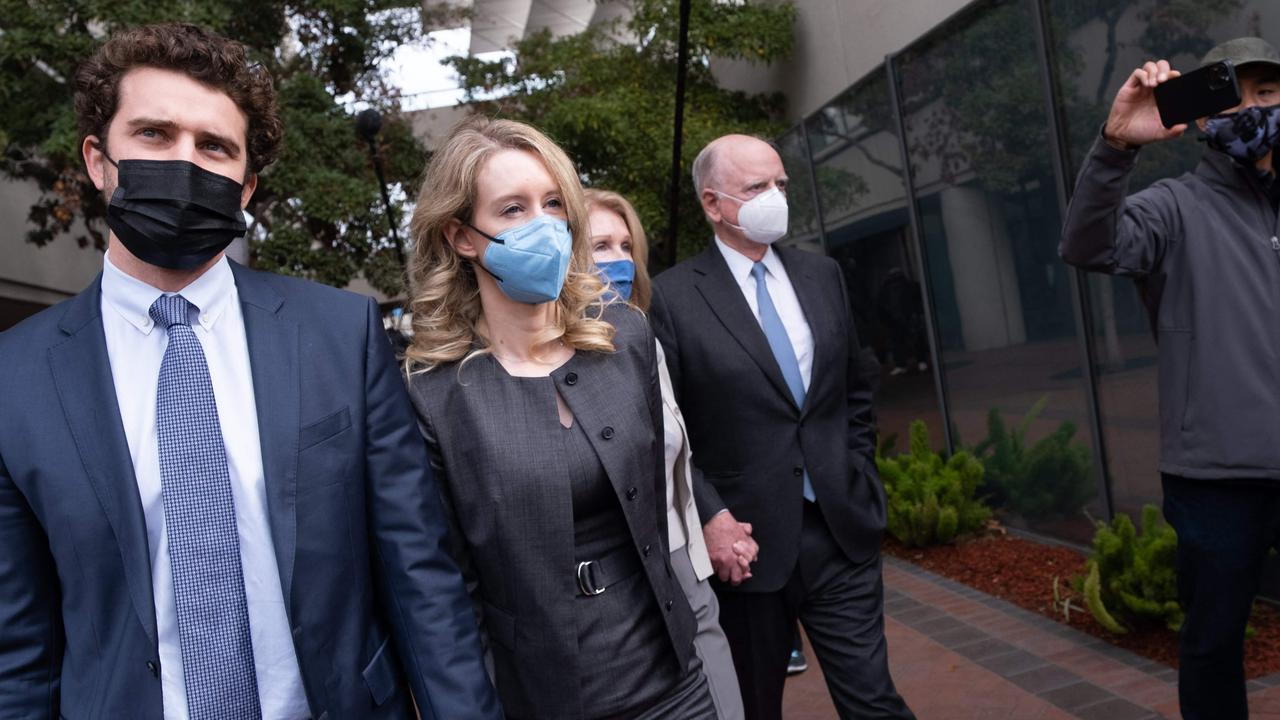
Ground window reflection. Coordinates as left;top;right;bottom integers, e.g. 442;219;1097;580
798;74;946;458
772;0;1280;549
896;0;1100;543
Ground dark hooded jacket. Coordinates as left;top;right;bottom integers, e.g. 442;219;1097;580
1061;134;1280;481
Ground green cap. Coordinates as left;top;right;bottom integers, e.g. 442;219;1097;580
1200;36;1280;71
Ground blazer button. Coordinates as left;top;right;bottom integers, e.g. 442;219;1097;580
643;543;652;557
665;599;674;612
565;372;578;385
601;426;615;440
626;486;639;501
793;466;803;477
146;660;159;677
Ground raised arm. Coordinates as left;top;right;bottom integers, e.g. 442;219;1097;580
1061;61;1187;276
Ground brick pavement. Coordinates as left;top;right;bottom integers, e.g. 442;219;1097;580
779;556;1280;719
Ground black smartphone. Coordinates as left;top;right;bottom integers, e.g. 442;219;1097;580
1154;60;1241;128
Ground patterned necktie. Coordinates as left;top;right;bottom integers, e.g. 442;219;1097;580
151;294;262;720
750;262;816;502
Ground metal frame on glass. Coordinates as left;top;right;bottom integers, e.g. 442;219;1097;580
1028;0;1114;521
784;0;1122;525
797;120;830;256
883;54;955;455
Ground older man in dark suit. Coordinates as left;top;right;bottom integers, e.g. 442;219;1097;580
650;134;914;720
0;23;498;719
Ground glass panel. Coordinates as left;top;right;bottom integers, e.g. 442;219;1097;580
775;126;823;255
801;72;947;456
895;0;1101;544
1045;0;1280;521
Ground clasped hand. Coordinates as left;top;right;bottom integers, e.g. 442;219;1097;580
703;511;760;585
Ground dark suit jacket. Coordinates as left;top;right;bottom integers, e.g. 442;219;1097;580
0;262;500;720
407;304;696;719
650;244;887;593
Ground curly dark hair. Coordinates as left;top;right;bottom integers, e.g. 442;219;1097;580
73;23;283;174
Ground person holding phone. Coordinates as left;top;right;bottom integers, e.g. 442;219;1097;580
1060;37;1280;720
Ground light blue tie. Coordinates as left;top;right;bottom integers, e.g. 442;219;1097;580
151;294;262;720
750;263;816;502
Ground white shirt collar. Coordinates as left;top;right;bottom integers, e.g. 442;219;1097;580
714;235;785;284
101;251;235;335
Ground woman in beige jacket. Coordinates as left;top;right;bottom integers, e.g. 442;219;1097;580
586;189;753;720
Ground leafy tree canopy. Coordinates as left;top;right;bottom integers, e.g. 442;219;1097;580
447;0;795;265
0;0;452;295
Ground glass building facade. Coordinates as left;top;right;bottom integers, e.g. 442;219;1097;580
775;0;1280;546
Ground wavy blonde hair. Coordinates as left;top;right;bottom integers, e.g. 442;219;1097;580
584;188;652;312
405;116;614;372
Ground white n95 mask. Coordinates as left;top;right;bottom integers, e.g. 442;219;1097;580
716;186;789;245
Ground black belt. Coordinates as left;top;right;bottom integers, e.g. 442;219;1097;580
575;546;643;596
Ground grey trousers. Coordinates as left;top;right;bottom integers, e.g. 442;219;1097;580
671;544;745;720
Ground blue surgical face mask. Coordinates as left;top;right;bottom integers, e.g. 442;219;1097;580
467;214;573;304
596;259;636;302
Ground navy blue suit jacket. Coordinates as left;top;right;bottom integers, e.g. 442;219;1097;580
0;262;501;720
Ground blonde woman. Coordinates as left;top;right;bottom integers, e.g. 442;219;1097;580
403;116;715;719
586;189;750;720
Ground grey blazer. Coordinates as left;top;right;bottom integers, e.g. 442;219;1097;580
407;304;696;719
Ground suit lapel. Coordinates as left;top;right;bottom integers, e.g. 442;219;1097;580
48;277;158;645
691;245;798;411
231;263;300;608
557;354;631;496
776;248;828;419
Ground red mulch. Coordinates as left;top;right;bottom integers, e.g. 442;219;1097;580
883;531;1280;679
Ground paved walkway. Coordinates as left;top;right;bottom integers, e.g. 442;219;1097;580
780;557;1280;719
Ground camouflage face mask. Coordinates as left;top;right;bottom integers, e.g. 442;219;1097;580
1204;104;1280;165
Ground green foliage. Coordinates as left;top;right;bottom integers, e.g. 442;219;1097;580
0;0;451;295
447;0;793;264
1082;561;1128;634
970;396;1094;521
877;420;991;548
1076;505;1182;634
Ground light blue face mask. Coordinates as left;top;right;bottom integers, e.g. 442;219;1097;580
596;259;636;302
467;214;573;304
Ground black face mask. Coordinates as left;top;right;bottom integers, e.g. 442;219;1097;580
103;154;248;270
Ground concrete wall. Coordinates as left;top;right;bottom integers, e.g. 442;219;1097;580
712;0;973;124
0;177;103;304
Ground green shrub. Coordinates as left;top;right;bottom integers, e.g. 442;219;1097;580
971;396;1095;520
877;420;991;547
1076;504;1182;634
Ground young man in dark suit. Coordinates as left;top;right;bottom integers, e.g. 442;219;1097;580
650;134;914;720
0;23;500;720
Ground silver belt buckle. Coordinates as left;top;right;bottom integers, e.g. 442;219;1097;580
576;560;606;596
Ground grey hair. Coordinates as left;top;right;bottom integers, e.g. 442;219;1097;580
691;141;719;197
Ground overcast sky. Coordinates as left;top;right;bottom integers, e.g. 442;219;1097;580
385;27;512;110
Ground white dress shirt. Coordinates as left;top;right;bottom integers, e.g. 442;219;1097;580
714;237;814;392
100;252;309;720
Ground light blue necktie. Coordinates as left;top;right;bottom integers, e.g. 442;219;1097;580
151;294;262;720
750;263;816;502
